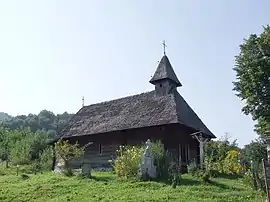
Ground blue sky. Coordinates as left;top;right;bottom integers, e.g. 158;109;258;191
0;1;269;147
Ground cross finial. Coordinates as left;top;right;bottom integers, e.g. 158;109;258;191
162;40;167;55
82;96;84;107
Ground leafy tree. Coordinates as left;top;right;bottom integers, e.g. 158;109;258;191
0;112;12;121
54;140;90;174
242;138;267;168
1;110;74;138
204;136;240;173
233;25;270;137
0;127;52;167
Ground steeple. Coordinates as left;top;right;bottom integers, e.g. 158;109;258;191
150;53;182;96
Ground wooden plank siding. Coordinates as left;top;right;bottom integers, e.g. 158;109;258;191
62;123;199;169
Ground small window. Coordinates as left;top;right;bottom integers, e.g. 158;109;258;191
99;144;103;155
159;84;162;87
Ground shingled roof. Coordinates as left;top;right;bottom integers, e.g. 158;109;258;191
55;53;215;141
58;90;215;139
149;55;182;87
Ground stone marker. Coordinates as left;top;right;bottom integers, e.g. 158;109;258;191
54;157;65;173
139;139;157;179
82;163;92;177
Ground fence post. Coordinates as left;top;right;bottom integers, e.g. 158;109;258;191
262;159;270;202
251;160;258;190
264;137;270;202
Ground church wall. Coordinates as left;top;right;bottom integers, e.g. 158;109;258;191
65;133;122;169
62;124;199;169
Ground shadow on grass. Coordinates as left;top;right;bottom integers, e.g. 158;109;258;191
155;177;201;186
180;178;201;185
77;173;116;182
214;173;242;180
90;175;115;182
208;180;243;191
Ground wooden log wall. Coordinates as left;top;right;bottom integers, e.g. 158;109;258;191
64;123;200;169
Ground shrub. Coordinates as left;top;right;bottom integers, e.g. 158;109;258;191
223;150;244;175
39;147;53;171
194;170;211;183
242;169;253;187
55;140;87;175
151;141;175;180
187;160;199;176
111;145;144;179
208;169;220;178
10;138;32;165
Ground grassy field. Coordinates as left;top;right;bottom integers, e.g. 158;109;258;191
0;169;264;202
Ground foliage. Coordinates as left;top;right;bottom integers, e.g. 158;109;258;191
0;110;73;138
187;160;199;176
241;169;253;187
249;161;266;191
110;145;144;179
171;173;181;188
0;172;263;202
223;150;244;175
39;147;53;171
54;140;85;173
10;137;32;165
0;127;52;168
242;138;267;169
150;140;175;181
233;25;270;137
0;112;12;121
187;161;211;183
195;170;211;183
204;136;243;175
150;140;165;164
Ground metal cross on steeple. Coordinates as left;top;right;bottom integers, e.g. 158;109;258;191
162;40;167;55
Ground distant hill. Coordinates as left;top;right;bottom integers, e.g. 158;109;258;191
0;112;12;121
0;110;74;138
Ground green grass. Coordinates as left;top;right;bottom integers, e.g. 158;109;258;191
0;167;264;202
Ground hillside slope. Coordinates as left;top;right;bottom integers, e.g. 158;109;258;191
0;172;263;202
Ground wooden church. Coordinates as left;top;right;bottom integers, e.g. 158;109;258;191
53;50;215;169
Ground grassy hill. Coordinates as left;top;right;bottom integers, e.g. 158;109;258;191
0;170;263;202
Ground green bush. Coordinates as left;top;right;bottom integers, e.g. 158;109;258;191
10;138;32;165
241;169;253;187
55;140;86;176
39;147;53;171
187;160;199;176
223;150;244;175
208;169;220;178
151;140;175;180
0;127;52;167
110;145;144;179
171;173;182;188
194;170;211;183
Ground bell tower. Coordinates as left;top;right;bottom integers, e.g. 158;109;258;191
149;42;182;96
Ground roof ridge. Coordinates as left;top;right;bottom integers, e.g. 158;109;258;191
83;91;155;108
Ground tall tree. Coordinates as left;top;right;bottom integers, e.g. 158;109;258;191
233;25;270;137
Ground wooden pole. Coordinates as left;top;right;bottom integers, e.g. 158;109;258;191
250;160;258;190
262;159;270;202
16;165;19;176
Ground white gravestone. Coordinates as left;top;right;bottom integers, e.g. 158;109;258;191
54;157;65;173
139;139;157;179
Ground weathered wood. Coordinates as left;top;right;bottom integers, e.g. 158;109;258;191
250;160;258;190
262;159;270;202
59;124;200;170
